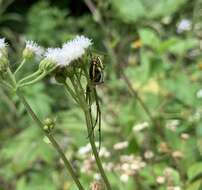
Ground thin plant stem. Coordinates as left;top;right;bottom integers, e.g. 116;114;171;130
19;71;47;87
70;76;112;190
0;80;13;89
16;90;85;190
18;70;42;84
64;82;79;104
6;67;85;190
14;58;26;75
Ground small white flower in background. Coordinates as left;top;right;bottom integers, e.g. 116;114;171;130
196;89;202;98
144;150;154;159
25;40;44;58
0;38;7;50
156;176;165;184
177;19;191;33
172;150;184;159
119;155;146;175
78;143;92;155
180;133;190;140
90;181;103;190
167;186;181;190
113;141;128;150
99;147;110;158
133;121;149;132
93;173;101;180
166;119;180;132
120;174;129;182
103;162;114;171
163;167;174;178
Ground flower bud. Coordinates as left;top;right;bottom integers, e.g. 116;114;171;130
23;40;44;59
0;53;8;74
39;59;56;72
22;48;34;59
43;118;55;132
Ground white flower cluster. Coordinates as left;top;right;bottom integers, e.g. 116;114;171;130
117;155;146;182
113;141;128;150
0;35;92;67
177;19;191;33
25;40;44;58
44;35;92;67
0;38;7;50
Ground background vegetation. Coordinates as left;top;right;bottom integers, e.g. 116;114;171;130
0;0;202;189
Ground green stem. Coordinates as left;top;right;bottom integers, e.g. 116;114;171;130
84;109;112;190
64;82;79;104
14;58;26;75
19;72;47;87
70;76;112;190
16;90;85;190
18;70;42;84
7;67;16;87
0;80;13;89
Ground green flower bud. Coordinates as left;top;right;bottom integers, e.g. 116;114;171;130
39;59;56;72
22;48;34;59
43;125;49;131
43;118;55;132
0;54;8;73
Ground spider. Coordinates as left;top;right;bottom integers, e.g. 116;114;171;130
86;56;104;151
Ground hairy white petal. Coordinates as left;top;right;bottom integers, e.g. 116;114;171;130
58;35;92;66
44;48;63;65
25;40;44;57
0;38;7;49
44;35;92;67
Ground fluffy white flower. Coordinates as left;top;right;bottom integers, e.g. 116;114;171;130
0;38;7;49
197;89;202;98
59;35;92;66
44;48;65;65
113;141;129;150
133;122;149;132
78;143;91;155
73;35;92;49
25;40;44;57
120;174;129;182
177;19;191;33
44;35;92;67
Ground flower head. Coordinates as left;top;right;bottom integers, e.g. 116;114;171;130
42;35;92;67
59;35;92;67
24;40;44;58
73;35;92;49
0;38;7;50
177;19;191;33
44;48;64;64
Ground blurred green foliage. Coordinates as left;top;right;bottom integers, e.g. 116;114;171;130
1;0;202;189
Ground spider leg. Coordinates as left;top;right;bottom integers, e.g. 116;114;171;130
86;85;96;139
93;88;102;151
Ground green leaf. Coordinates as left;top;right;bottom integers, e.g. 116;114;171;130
188;162;202;182
111;0;187;23
186;180;202;190
111;0;146;23
139;28;160;50
169;38;198;55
